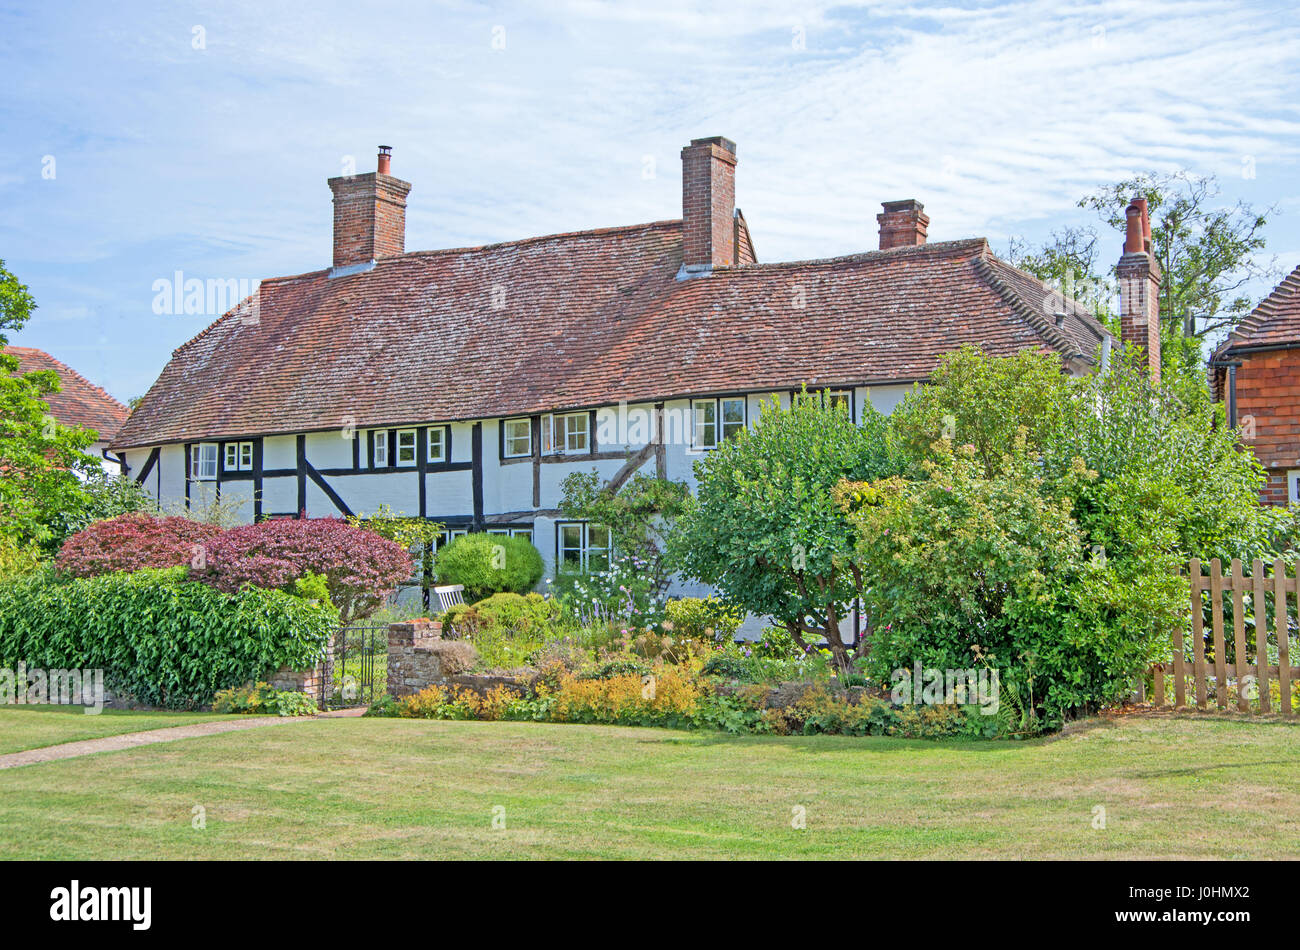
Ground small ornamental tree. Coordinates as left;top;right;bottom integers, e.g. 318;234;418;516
670;393;901;675
193;517;412;622
56;512;224;577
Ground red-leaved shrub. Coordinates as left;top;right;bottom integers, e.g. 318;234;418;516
57;513;224;578
192;517;411;621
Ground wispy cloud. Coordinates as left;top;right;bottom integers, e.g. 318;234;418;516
1;0;1297;399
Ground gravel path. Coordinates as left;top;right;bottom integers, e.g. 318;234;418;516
0;708;365;770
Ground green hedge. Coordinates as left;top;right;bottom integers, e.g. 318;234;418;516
0;567;338;709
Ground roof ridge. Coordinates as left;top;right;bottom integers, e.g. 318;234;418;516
712;237;988;274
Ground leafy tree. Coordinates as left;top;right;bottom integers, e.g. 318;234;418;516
671;393;900;675
47;467;156;543
0;259;36;342
558;470;690;596
0;261;111;553
889;345;1072;477
0;357;98;552
57;512;224;577
1079;172;1276;345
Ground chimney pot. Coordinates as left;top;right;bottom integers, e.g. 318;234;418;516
1118;196;1162;382
877;199;929;250
377;145;392;176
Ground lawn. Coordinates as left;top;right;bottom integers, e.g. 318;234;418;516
0;709;1298;859
0;706;238;755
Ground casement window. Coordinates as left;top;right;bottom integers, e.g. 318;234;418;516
373;430;388;468
1288;470;1299;505
446;527;468;543
541;412;591;455
557;522;610;573
503;418;532;458
223;441;253;472
427;426;448;464
691;397;747;450
395;429;417;466
190;443;218;481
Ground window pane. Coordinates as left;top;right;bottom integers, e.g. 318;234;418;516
505;419;531;456
374;431;388;466
541;415;553;454
428;428;444;462
397;430;416;464
694;401;717;448
224;444;237;469
239;443;253;469
559;524;583;566
721;399;745;439
564;413;587;452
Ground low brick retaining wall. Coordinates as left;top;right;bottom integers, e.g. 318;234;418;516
387;620;527;698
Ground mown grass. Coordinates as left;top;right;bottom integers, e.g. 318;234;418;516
1;709;1298;859
0;706;238;755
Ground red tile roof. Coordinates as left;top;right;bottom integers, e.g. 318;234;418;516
1213;263;1300;358
110;221;1107;450
4;346;129;441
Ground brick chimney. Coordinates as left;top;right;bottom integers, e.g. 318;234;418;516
327;146;412;270
1117;196;1162;382
877;200;929;250
680;136;737;275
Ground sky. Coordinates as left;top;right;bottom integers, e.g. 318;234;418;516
2;0;1298;403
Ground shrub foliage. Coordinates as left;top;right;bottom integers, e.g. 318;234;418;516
0;568;337;708
434;532;544;602
56;512;223;577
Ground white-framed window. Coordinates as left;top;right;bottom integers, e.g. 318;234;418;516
190;443;218;481
692;399;717;450
373;430;388;468
427;426;447;463
224;441;253;472
446;527;468;543
692;397;747;450
395;429;417;466
1288;470;1300;505
563;412;589;453
503;418;532;458
557;522;610;573
720;397;746;440
541;412;590;454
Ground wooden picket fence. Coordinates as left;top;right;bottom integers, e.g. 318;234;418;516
1148;558;1296;716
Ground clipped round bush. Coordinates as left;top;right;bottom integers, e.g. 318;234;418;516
193;517;411;622
56;512;224;578
434;533;544;602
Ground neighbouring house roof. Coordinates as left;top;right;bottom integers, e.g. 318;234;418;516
1213;263;1300;360
110;221;1107;450
4;346;129;442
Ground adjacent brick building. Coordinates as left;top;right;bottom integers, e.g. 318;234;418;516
1212;265;1300;506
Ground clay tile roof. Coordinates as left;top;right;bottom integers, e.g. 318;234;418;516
110;221;1107;450
4;346;129;441
1213;263;1300;359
